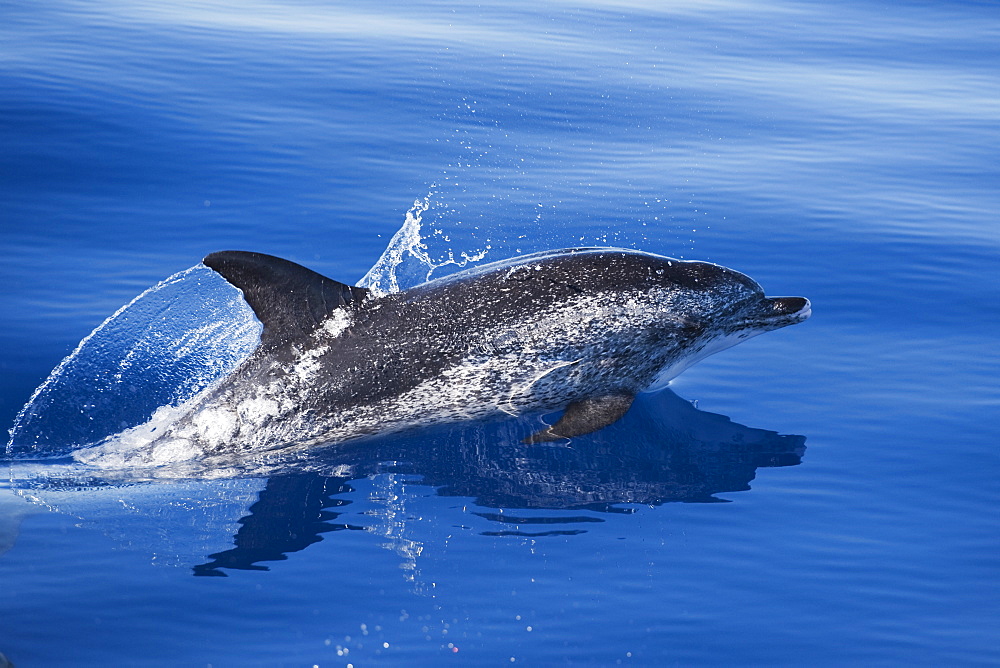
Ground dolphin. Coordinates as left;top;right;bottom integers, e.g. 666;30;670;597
77;247;810;467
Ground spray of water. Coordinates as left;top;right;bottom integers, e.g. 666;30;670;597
358;196;489;295
6;265;261;459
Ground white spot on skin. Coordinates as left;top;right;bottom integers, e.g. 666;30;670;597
322;309;352;338
292;344;328;381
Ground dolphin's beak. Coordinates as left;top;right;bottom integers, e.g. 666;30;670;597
768;296;811;324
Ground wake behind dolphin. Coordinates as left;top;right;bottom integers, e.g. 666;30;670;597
72;247;809;468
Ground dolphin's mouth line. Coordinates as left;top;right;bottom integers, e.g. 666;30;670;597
786;299;812;322
764;297;812;325
731;298;810;332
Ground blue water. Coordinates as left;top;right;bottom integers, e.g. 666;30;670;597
2;0;999;665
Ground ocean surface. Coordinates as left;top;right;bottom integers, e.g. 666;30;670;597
2;0;998;665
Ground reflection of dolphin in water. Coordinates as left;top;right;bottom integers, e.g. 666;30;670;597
189;390;804;575
78;248;809;467
6;390;804;575
191;474;364;576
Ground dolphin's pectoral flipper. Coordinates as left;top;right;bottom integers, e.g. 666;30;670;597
524;394;635;444
204;251;369;349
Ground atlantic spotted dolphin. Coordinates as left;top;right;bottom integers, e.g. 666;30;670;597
78;248;810;467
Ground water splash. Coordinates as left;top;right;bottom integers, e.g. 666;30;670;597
7;265;261;459
358;196;490;295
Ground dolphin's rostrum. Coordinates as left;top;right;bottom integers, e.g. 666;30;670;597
78;247;810;467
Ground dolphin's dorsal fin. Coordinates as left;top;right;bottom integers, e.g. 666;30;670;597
203;250;369;349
